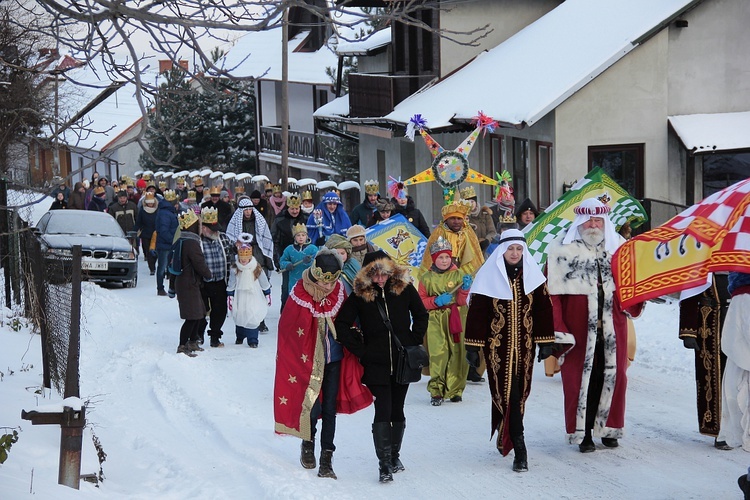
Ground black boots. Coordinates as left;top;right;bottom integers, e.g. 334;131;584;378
601;437;619;448
300;440;316;469
511;434;528;472
391;421;406;473
579;431;595;453
372;422;393;483
318;450;337;479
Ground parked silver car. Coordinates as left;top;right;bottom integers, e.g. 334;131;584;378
34;210;138;288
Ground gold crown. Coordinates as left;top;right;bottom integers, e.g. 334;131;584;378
176;176;186;184
441;199;472;220
237;245;253;258
187;190;196;200
234;185;245;193
501;213;517;224
287;193;301;208
121;175;132;185
292;223;308;236
364;180;379;195
310;264;342;284
163;189;179;202
193;177;204;187
209;185;222;195
143;192;156;203
460;185;477;199
201;206;218;224
158;181;167;190
272;183;282;194
301;191;313;201
178;210;199;229
143;174;152;181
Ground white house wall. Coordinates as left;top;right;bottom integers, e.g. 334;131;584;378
260;81;278;126
288;83;315;133
554;29;671;203
439;0;562;77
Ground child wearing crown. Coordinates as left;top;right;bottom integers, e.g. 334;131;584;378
418;236;473;406
279;223;318;294
227;233;272;348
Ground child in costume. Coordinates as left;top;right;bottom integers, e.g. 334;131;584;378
418;236;472;406
279;223;318;293
227;233;271;347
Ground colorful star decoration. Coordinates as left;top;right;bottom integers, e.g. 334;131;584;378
403;112;499;198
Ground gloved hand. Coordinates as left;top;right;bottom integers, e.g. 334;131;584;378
303;255;313;264
227;296;233;311
537;344;557;362
149;249;157;257
683;337;701;351
461;274;473;290
434;292;453;307
285;263;294;272
266;295;272;306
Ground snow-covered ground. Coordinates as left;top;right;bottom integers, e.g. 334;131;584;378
0;256;748;499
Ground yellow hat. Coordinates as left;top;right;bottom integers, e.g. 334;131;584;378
201;206;219;225
178;209;199;230
441;199;472;220
163;190;179;202
287;193;301;208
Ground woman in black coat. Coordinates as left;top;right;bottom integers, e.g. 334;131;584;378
335;250;428;483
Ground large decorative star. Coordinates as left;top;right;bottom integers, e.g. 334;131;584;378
288;375;297;384
279;396;288;405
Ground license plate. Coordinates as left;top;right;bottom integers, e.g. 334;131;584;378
82;259;108;271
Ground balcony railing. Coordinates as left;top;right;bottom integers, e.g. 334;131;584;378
260;127;338;164
348;73;434;118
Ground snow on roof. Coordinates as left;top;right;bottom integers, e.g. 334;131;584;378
669;111;750;153
58;59;151;152
335;28;391;56
220;29;338;85
314;94;349;119
342;0;698;129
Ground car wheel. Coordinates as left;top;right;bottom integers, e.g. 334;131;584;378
123;274;138;288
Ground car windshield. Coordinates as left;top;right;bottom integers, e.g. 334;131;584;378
44;213;124;237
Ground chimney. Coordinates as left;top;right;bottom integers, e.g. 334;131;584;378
159;59;190;74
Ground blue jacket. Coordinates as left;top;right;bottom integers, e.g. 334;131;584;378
155;198;179;251
279;242;318;292
134;205;158;240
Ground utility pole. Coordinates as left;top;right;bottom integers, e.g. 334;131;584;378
280;7;290;191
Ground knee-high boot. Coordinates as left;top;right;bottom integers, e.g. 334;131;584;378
372;422;393;483
511;434;528;472
391;421;406;473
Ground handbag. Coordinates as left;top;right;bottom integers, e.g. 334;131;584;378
376;300;429;385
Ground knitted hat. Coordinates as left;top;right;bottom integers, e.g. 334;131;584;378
250;190;262;199
322;191;341;205
136;178;147;190
310;248;343;284
220;190;229;198
325;234;353;257
346;224;367;241
116;190;127;198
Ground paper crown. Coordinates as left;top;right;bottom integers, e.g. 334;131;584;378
429;235;453;256
310;259;342;284
292;223;308;236
163;189;179;202
143;192;156;203
178;209;199;229
287;193;301;208
209;185;221;195
175;176;186;184
272;183;282;194
234;185;245;193
120;175;131;185
441;198;472;220
158;181;167;190
501;212;517;224
201;206;219;225
364;180;379;195
460;185;477;200
574;198;611;216
237;245;253;258
142;174;152;181
186;189;196;200
93;186;105;195
193;177;204;187
301;191;314;201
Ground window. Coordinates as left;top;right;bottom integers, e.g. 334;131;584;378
588;144;644;198
536;142;552;208
489;134;505;179
377;149;386;193
512;138;528;202
702;153;750;197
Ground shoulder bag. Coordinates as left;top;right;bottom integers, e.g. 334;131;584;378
376;300;428;385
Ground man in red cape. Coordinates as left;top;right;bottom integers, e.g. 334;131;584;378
273;248;372;480
546;197;644;453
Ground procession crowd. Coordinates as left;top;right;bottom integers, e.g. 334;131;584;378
46;172;750;494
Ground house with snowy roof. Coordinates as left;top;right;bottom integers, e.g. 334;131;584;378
316;0;750;229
